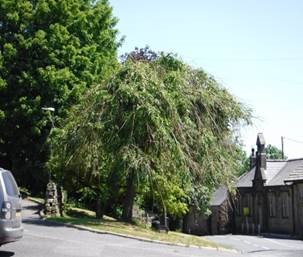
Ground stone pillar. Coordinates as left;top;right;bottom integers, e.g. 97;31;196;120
45;181;59;216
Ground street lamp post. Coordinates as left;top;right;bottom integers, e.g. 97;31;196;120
42;107;55;181
42;107;60;216
42;107;55;128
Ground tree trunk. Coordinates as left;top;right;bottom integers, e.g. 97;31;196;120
122;171;136;222
182;210;191;234
58;186;65;217
96;198;103;219
105;169;121;215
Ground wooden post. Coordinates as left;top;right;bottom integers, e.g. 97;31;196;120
281;136;284;160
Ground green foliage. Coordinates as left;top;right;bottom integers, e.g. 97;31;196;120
19;186;31;198
187;185;212;216
0;0;119;191
51;52;251;220
265;144;285;159
235;147;250;176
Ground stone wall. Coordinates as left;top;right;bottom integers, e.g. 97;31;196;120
183;206;210;235
183;200;232;236
294;183;303;237
267;189;294;234
210;200;231;235
236;186;296;235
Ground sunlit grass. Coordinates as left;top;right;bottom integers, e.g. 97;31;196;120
28;198;227;249
47;207;224;249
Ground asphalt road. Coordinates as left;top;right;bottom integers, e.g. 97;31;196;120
206;234;303;257
0;200;236;257
0;200;302;257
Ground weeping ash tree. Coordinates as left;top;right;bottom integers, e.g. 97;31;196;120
0;0;119;191
51;52;251;221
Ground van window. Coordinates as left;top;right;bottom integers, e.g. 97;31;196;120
2;172;19;197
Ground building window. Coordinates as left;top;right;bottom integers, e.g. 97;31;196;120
269;192;276;217
243;194;251;216
282;192;289;218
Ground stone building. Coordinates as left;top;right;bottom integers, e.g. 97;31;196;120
236;133;303;237
183;186;232;235
183;133;303;237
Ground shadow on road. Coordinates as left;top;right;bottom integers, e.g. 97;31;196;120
0;251;14;257
261;234;301;241
22;199;68;228
224;233;301;241
246;249;303;257
22;205;41;215
22;218;67;228
22;204;40;211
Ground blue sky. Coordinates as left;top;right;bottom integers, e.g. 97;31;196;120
110;0;303;158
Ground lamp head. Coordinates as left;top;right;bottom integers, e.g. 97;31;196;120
42;107;55;112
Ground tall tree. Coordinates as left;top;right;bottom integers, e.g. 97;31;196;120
0;0;119;191
51;52;251;221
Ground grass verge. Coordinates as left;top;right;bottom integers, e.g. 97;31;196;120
47;207;225;249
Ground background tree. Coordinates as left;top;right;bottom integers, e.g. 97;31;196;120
121;46;157;62
235;147;251;176
0;0;119;191
236;143;285;178
51;51;251;221
265;144;285;159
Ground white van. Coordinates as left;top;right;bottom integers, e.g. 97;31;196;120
0;168;23;245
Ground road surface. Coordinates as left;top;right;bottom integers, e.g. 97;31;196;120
0;200;235;257
206;234;303;257
0;200;302;257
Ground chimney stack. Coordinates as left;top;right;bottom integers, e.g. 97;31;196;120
256;133;266;170
250;148;256;168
